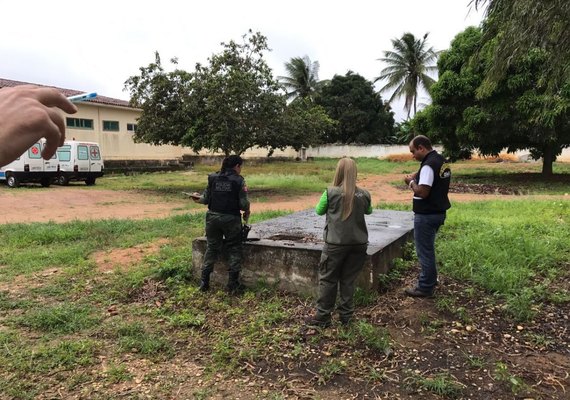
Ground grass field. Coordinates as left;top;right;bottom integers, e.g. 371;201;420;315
0;158;568;399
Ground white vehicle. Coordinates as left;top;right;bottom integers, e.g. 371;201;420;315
56;141;104;186
0;140;58;188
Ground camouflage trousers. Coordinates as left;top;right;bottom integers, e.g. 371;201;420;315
201;211;243;275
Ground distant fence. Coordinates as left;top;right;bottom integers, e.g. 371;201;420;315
237;144;570;162
105;144;570;172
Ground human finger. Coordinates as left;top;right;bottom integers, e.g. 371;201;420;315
29;87;78;114
41;108;66;160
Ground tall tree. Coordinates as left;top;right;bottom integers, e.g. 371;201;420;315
413;27;570;176
375;33;438;119
471;0;570;96
188;31;285;155
277;98;336;152
125;31;287;156
316;72;395;144
124;52;194;146
278;56;322;100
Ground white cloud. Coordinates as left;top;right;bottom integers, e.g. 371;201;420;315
1;0;483;121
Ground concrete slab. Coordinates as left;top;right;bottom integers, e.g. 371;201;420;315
192;209;414;296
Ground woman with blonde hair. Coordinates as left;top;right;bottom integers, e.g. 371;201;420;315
306;157;372;327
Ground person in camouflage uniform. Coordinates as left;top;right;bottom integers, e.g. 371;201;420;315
192;155;251;294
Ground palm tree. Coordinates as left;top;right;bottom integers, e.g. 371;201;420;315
375;33;438;119
278;56;323;101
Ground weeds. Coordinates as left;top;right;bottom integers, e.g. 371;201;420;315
105;363;133;383
13;303;100;334
0;162;567;398
414;373;463;398
114;322;173;357
493;362;529;395
318;359;347;384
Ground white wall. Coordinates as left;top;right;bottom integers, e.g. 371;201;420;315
66;101;570;163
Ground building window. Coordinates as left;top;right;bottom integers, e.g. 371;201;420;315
103;120;120;131
66;118;94;129
78;145;89;160
127;123;138;132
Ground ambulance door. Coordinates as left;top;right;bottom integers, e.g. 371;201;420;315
88;145;103;173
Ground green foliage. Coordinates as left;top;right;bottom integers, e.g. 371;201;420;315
355;321;391;353
14;304;100;334
438;200;570;321
376;32;438;119
278;56;324;100
472;0;570;96
418;25;570;175
414;373;463;398
125;31;286;156
151;246;194;284
316;71;395;144
279;97;336;150
114;322;173;357
493;361;529;395
1;337;98;374
105;363;133;383
167;310;206;328
318;359;347;384
353;287;377;306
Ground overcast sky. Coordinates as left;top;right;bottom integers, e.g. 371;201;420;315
1;0;483;121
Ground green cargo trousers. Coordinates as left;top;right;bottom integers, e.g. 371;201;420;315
201;211;243;275
315;243;368;323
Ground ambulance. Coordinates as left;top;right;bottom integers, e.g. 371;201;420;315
56;140;104;185
0;140;58;188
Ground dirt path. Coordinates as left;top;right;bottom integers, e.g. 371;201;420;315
0;174;564;224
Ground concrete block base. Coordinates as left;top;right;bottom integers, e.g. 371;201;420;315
192;209;414;296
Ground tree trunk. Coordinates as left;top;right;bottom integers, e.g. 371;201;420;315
541;144;554;177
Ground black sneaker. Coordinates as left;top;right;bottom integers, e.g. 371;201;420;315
304;316;331;328
198;281;209;292
404;287;434;298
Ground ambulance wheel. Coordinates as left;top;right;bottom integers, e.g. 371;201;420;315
6;174;19;188
85;177;96;186
40;177;51;187
58;175;70;186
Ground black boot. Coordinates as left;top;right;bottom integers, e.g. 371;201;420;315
199;268;212;292
226;271;244;295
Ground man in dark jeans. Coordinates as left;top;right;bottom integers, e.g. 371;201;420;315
192;155;250;294
404;135;451;297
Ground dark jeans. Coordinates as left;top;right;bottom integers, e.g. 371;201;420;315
202;211;242;275
414;213;446;292
316;243;368;322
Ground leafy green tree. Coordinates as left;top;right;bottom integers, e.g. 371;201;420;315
124;52;194;146
185;31;286;155
278;56;324;101
375;33;438;119
275;98;336;152
316;71;395;144
414;27;570;176
471;0;570;96
125;31;286;156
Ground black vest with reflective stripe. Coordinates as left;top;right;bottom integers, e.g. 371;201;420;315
207;170;242;215
413;150;451;214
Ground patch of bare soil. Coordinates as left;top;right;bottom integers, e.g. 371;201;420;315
0;186;187;224
2;172;566;225
92;239;170;273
